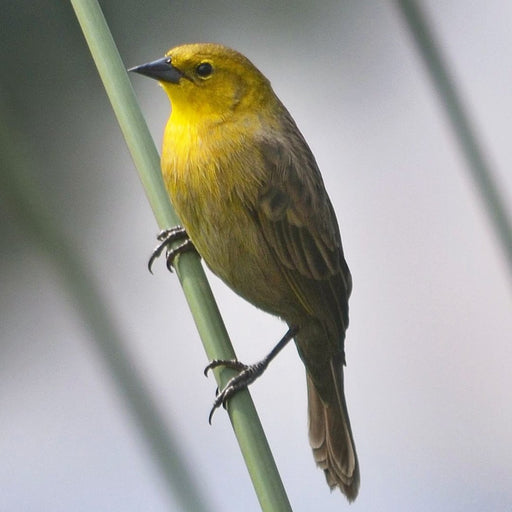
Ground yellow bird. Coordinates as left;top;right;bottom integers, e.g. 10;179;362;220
131;43;359;501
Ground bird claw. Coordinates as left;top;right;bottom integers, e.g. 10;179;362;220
208;388;233;424
205;359;266;424
148;227;195;273
204;358;248;376
164;239;195;272
208;383;234;424
204;327;297;424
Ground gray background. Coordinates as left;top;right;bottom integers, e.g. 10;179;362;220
1;1;511;511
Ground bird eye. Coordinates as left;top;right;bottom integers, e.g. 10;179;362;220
196;62;213;78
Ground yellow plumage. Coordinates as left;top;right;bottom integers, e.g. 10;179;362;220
132;42;359;501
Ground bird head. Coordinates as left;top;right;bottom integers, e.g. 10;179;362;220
130;43;274;125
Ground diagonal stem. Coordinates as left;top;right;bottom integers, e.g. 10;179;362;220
396;0;512;282
69;1;292;510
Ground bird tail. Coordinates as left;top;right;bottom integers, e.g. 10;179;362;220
307;361;360;502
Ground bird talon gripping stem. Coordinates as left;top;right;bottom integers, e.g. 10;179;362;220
205;327;296;424
147;226;194;273
204;359;248;376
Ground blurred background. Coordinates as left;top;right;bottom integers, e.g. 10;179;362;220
1;1;511;511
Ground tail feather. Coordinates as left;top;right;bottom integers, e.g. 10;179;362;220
307;362;359;502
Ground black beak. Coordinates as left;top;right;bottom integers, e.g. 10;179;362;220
128;57;183;84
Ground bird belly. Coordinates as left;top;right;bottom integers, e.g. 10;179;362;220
162;120;305;322
172;186;299;320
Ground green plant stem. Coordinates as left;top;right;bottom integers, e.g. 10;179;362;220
69;1;292;510
396;0;512;280
0;119;209;512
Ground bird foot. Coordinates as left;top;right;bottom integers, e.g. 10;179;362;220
148;227;195;273
204;358;269;424
204;326;297;424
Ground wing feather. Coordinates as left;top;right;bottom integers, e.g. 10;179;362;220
252;115;352;351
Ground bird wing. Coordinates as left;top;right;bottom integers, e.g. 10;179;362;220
252;116;352;354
